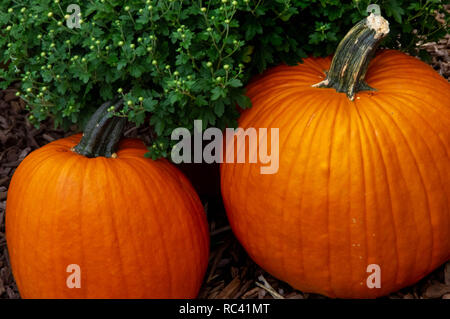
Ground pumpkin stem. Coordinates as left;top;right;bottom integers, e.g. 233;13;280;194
312;13;390;100
73;98;126;158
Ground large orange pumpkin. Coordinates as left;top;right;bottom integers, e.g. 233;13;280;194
221;14;450;298
6;100;209;298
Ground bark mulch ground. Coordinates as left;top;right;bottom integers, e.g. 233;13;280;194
1;40;449;299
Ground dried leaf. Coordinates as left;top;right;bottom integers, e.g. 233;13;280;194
423;281;450;299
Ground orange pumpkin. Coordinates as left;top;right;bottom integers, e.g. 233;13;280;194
6;100;209;298
221;14;450;298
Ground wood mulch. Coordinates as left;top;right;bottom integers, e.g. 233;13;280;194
1;40;449;299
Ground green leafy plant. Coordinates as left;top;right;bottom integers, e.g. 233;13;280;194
0;0;447;158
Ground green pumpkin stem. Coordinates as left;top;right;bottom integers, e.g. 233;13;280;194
73;98;126;158
313;13;390;100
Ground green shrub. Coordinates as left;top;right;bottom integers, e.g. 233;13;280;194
0;0;448;158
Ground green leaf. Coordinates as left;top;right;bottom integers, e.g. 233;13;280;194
99;84;113;100
385;0;405;23
154;120;165;136
228;78;242;88
234;93;252;109
117;60;127;70
211;86;226;101
143;98;157;111
130;64;144;77
213;100;225;117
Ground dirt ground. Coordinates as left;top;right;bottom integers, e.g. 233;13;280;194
1;39;449;299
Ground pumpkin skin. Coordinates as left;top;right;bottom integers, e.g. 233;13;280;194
6;134;209;299
220;50;450;298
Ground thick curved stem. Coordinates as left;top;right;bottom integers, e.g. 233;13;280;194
313;13;390;100
72;98;126;158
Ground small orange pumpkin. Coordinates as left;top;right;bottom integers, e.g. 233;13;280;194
6;100;209;298
221;14;450;298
